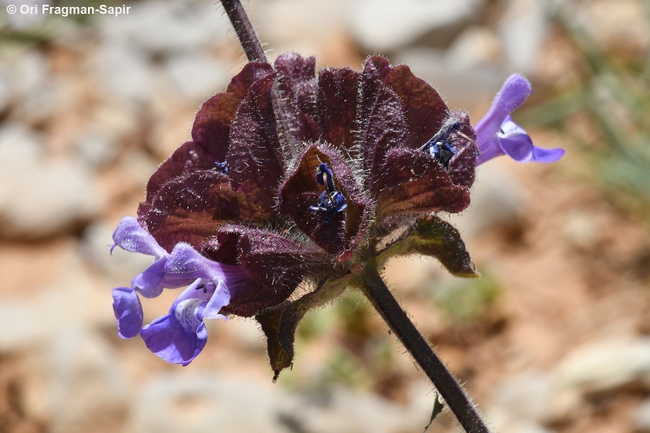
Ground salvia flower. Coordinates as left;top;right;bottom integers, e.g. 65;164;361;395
111;53;560;373
111;216;250;364
475;74;565;165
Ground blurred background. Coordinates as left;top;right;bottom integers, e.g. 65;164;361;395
0;0;649;432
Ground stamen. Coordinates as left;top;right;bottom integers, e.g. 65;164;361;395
215;161;229;175
310;162;347;220
315;163;336;192
419;117;479;168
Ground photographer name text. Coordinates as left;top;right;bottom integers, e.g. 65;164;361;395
10;4;131;17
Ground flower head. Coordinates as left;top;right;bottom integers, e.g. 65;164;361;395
112;53;485;369
475;74;565;165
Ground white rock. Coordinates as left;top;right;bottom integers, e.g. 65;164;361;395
114;149;160;192
498;0;550;74
349;0;485;52
0;121;41;162
493;376;582;425
562;210;600;249
129;372;289;433
283;384;435;433
552;338;650;393
0;123;101;239
250;0;348;53
486;402;556;433
446;27;503;70
97;0;228;54
491;370;555;423
130;372;443;433
13;75;66;125
48;329;129;433
88;103;140;138
164;53;230;102
90;42;155;105
74;129;118;167
5;51;49;100
633;397;650;432
0;251;115;352
0;51;62;123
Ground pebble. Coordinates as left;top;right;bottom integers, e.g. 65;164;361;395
74;129;119;168
632;397;650;432
491;370;553;422
284;384;434;433
129;372;288;433
90;42;155;105
4;51;49;101
498;0;550;74
349;0;485;53
0;251;114;353
129;371;439;433
1;50;70;124
97;0;229;54
250;0;348;57
0;123;101;239
489;415;554;433
48;329;128;433
13;75;65;125
488;369;581;426
552;338;650;394
164;53;230;102
445;26;503;70
561;210;600;249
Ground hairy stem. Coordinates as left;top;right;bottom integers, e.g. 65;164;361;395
359;262;491;433
220;0;267;62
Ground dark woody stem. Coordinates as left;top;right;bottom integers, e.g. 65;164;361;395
220;0;267;62
359;262;491;433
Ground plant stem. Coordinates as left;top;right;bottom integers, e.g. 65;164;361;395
359;262;491;433
220;0;267;62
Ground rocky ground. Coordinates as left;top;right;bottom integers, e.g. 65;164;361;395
0;0;649;432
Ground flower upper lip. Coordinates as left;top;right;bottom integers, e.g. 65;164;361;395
475;74;565;165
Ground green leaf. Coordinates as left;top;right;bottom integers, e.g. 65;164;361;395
423;392;444;432
378;215;479;278
255;275;357;380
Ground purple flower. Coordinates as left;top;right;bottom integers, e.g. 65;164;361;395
111;215;172;339
475;74;565;165
112;53;482;371
111;217;250;364
140;243;249;365
111;216;189;298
